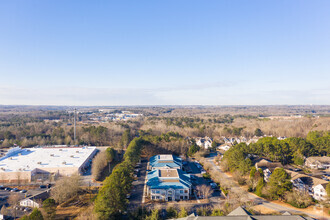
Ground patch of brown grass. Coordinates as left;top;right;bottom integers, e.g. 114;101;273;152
54;194;95;220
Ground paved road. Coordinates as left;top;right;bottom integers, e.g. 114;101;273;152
207;155;327;219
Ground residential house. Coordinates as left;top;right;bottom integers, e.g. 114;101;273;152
19;189;50;208
286;170;328;200
20;198;40;208
149;154;182;170
196;137;213;149
146;168;192;201
313;183;328;201
217;145;231;151
305;156;330;170
255;159;283;182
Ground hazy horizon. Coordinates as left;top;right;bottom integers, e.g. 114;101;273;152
1;1;330;105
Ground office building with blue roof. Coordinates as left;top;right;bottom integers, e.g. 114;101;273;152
148;154;182;170
146;155;192;201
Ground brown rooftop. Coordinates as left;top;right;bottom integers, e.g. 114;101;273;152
306;156;330;163
256;159;283;169
286;170;328;187
162;179;180;182
159;169;178;178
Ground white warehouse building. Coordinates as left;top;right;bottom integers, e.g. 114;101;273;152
0;146;97;183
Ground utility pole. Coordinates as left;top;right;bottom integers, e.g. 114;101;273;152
74;108;76;145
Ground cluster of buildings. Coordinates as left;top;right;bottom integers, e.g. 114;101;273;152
194;135;289;152
0;146;97;183
88;110;142;122
253;156;330;201
146;155;192;201
222;135;286;146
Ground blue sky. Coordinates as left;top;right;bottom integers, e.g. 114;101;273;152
0;1;329;105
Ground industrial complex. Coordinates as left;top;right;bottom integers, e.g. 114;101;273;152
0;146;97;183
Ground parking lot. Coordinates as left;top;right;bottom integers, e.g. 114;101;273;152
0;185;51;218
127;158;148;209
183;160;223;202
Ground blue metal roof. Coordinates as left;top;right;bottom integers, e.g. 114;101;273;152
147;169;192;190
149;154;182;169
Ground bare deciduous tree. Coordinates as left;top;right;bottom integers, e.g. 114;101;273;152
51;173;81;204
91;151;108;181
197;185;212;200
8;194;21;219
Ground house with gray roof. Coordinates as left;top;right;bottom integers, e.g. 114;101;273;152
146;168;192;201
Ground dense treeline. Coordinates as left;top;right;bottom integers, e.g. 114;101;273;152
0;122;130;148
94;137;145;219
139;130;189;156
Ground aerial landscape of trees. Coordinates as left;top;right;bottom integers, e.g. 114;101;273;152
0;106;329;219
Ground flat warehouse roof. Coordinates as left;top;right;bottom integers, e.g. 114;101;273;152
0;147;97;172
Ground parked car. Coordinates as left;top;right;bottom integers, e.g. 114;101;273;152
0;185;4;190
20;189;27;193
5;187;12;191
210;183;218;189
11;188;19;192
201;170;206;174
39;185;47;188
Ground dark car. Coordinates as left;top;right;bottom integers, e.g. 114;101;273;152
5;187;12;191
47;184;52;188
39;185;47;188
